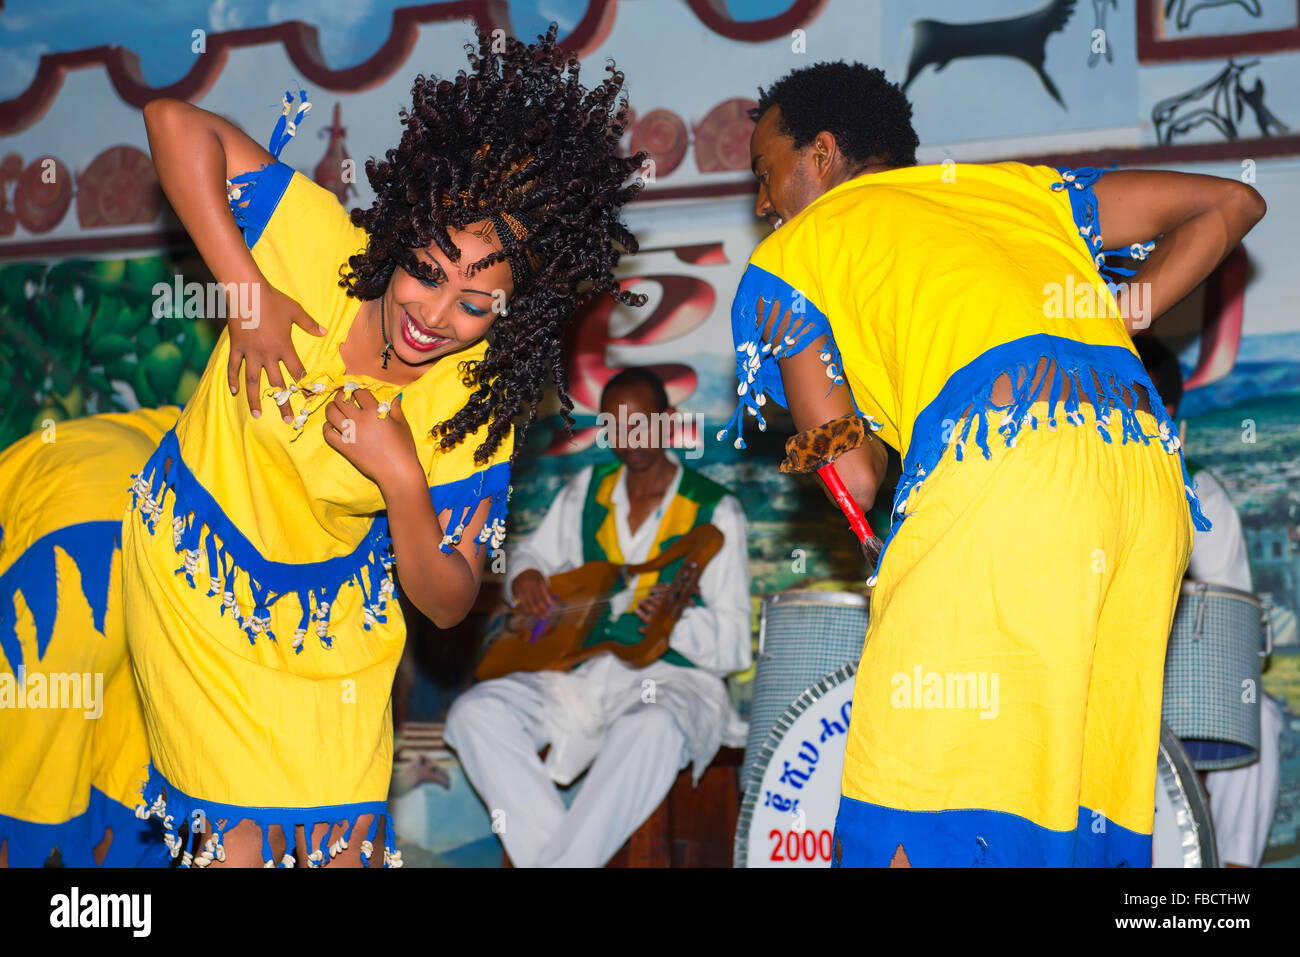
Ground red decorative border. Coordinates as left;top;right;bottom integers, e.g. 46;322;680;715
1010;132;1300;169
683;0;829;42
1137;0;1300;62
0;0;620;136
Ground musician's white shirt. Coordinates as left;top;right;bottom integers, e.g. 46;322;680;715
502;451;752;784
1189;467;1283;867
1187;470;1252;593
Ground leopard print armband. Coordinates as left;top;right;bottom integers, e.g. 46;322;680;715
779;412;868;474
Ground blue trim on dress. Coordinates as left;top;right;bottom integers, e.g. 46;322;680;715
721;170;1208;585
227;161;295;250
0;521;120;669
1052;166;1158;285
136;763;400;868
870;334;1209;583
226;88;310;249
0;787;169;868
129;428;396;652
718;263;865;450
128;429;514;649
429;460;512;555
267;88;312;159
0;808;96;867
833;793;1151;867
87;786;173;868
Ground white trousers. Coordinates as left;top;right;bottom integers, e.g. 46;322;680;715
444;673;690;867
1205;694;1284;867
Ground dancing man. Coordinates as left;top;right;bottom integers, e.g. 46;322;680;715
723;61;1265;866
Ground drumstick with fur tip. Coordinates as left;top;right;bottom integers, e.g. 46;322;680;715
816;462;884;566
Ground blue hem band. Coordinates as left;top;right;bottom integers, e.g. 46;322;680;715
0;787;169;868
130;429;512;649
721;262;863;449
869;334;1209;584
227;160;294;250
429;460;512;556
137;764;399;868
1052;165;1158;283
832;793;1151;867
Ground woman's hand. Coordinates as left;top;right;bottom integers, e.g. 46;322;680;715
322;389;420;490
229;284;327;422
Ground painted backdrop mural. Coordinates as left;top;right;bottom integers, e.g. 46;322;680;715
2;0;1298;866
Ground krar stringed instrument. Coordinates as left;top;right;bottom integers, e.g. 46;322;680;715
474;524;723;681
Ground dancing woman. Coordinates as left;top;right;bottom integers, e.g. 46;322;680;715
128;26;644;867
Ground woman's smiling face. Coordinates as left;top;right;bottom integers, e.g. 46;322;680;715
383;220;516;366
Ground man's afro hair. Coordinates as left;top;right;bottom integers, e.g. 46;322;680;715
752;61;919;167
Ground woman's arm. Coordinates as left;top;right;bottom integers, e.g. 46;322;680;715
143;98;326;419
143;98;271;298
1092;170;1266;333
381;469;491;629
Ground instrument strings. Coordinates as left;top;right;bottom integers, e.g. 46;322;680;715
530;580;674;618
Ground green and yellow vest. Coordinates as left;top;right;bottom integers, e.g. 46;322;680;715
578;460;731;669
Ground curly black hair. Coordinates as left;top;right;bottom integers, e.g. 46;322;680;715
341;24;646;465
751;62;919;168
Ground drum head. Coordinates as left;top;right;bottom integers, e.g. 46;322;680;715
735;662;856;867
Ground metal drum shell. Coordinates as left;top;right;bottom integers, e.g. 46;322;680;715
742;590;869;792
1163;580;1269;771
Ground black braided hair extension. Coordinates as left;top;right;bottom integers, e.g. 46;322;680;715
340;24;647;464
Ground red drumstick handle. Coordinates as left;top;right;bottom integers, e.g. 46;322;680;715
816;462;873;544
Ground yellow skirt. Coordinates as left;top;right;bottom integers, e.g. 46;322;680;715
834;401;1192;866
121;439;406;868
0;409;177;867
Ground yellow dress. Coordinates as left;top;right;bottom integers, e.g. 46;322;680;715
0;408;178;867
725;163;1202;866
123;160;512;867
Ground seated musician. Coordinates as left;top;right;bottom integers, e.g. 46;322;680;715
444;367;752;867
1136;336;1283;868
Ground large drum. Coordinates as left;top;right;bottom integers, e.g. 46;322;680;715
735;658;1218;868
1154;721;1218;868
741;590;869;791
1163;581;1272;770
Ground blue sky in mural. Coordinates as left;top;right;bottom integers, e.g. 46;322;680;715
0;1;809;99
0;0;596;99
